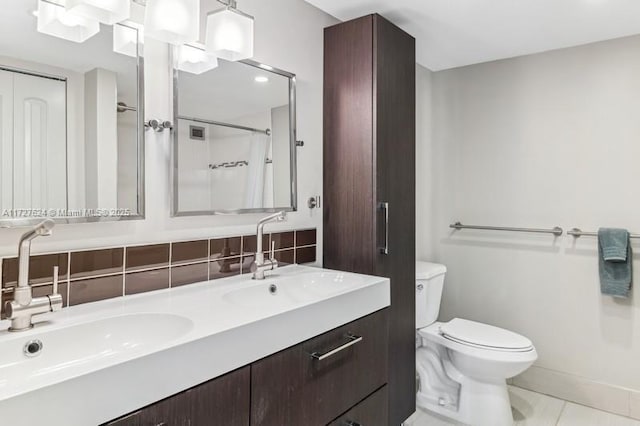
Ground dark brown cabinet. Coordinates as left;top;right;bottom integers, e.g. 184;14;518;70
251;308;388;425
104;366;250;426
323;14;416;426
105;310;388;426
328;386;389;426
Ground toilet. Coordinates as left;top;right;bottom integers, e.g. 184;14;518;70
415;261;537;426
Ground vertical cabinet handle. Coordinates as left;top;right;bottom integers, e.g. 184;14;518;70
379;202;389;255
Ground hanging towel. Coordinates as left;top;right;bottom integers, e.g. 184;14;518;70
598;228;632;298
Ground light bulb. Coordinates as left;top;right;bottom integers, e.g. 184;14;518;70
65;0;130;25
144;0;199;45
113;24;140;58
36;0;100;43
205;7;254;61
177;44;219;74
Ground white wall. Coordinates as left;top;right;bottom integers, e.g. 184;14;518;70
85;68;118;209
416;64;433;260
116;94;139;211
272;104;292;207
0;0;336;258
421;35;640;393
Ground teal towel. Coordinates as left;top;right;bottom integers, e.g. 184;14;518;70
598;228;632;298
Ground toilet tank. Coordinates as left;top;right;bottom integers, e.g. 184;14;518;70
416;261;447;329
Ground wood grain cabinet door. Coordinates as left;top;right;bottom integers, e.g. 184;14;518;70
372;15;416;426
323;14;416;425
250;309;389;426
328;385;388;426
104;366;250;426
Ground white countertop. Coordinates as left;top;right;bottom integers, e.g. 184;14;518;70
0;265;390;426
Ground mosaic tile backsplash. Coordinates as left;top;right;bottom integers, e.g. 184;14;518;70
1;229;317;319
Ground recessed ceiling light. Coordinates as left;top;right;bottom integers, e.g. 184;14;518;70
255;76;269;83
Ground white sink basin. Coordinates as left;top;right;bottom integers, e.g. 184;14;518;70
0;265;389;426
221;270;368;308
0;313;193;394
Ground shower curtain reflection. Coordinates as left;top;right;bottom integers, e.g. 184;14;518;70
177;118;275;212
244;133;272;209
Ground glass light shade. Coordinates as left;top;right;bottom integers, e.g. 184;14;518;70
65;0;130;25
113;24;139;58
37;0;100;43
177;44;219;74
144;0;199;45
205;8;254;61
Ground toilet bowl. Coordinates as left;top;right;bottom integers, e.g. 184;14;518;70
415;261;537;426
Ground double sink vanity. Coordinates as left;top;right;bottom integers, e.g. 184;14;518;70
0;2;411;424
0;262;389;425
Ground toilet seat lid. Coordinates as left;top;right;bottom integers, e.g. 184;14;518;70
440;318;533;351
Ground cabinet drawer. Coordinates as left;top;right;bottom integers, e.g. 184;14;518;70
251;308;389;425
328;385;388;426
104;366;250;426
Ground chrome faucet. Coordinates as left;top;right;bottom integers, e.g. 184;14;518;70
4;220;63;332
251;211;287;280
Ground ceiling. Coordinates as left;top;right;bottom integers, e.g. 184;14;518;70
178;59;290;122
305;0;640;71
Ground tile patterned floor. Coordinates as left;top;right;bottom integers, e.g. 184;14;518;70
404;386;640;426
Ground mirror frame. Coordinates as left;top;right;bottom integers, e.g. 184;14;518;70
0;23;146;228
170;53;298;216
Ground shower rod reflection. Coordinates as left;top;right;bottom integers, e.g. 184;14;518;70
179;116;271;136
450;222;564;237
209;159;273;170
116;102;271;136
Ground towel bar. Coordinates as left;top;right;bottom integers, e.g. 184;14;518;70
568;228;640;239
450;222;563;236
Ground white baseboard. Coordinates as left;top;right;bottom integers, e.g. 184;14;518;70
512;366;640;420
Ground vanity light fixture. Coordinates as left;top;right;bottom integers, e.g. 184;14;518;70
254;76;268;83
176;43;219;74
205;0;254;61
65;0;130;25
144;0;199;45
113;24;139;58
36;0;100;43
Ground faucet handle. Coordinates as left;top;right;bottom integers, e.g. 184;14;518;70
48;265;63;312
52;266;59;295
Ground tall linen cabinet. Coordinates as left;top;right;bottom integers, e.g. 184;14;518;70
323;14;416;426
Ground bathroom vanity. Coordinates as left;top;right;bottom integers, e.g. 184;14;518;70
106;308;388;426
0;266;390;426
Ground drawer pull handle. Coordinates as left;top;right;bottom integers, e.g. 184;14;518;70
310;334;363;361
344;422;362;426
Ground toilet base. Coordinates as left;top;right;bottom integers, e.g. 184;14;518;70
417;369;513;426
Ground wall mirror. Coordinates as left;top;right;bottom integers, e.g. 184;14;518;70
0;0;144;227
172;54;297;215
